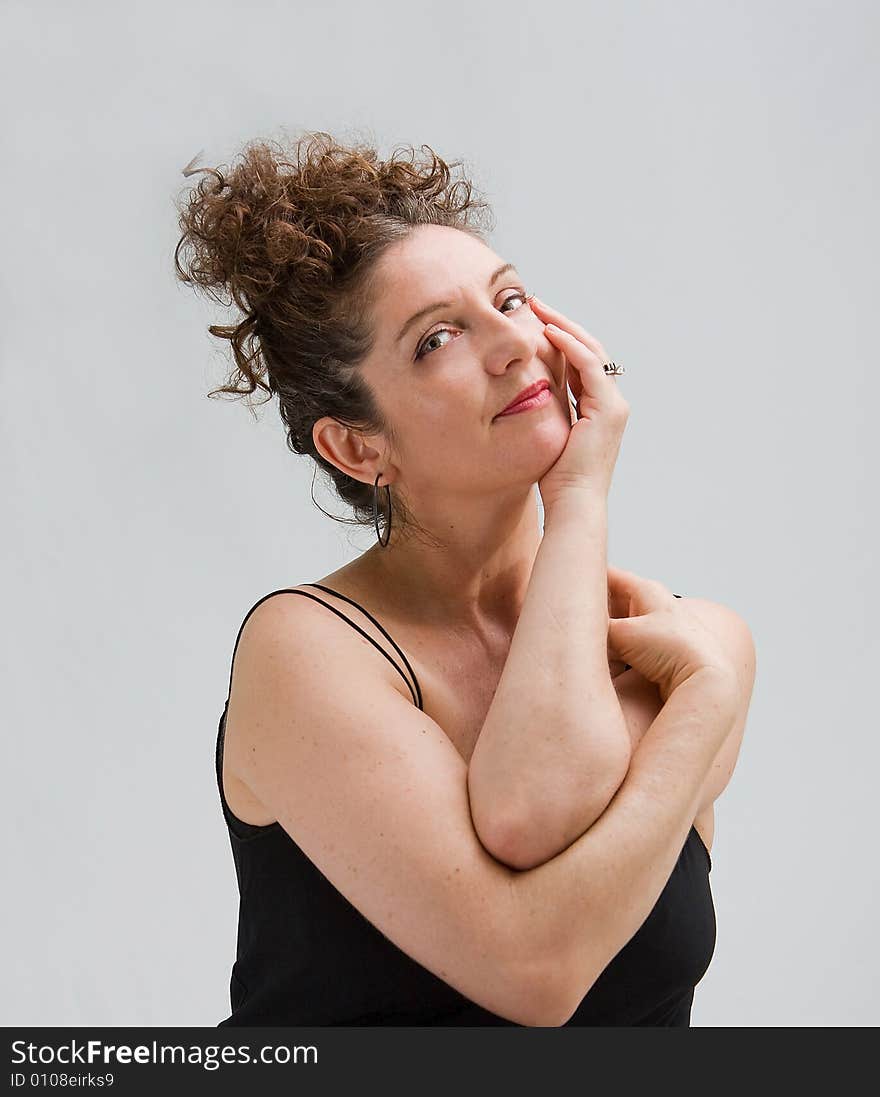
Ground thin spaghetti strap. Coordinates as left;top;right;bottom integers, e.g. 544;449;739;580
296;584;423;711
222;587;423;711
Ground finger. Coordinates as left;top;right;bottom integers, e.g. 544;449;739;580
545;323;616;395
607;566;674;615
607;565;665;593
529;296;611;362
607;571;632;619
606;565;638;617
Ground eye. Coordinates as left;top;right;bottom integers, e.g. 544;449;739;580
414;290;532;361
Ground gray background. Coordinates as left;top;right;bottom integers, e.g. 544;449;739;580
3;0;876;1026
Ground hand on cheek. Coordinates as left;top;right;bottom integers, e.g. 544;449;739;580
536;331;572;423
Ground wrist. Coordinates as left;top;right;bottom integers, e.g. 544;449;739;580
542;485;608;528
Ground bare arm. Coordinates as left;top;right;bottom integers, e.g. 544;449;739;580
614;598;756;819
511;667;739;1021
467;487;632;866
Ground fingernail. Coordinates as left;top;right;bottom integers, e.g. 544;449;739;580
546;323;560;333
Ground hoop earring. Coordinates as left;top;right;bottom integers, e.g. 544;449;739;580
373;472;392;547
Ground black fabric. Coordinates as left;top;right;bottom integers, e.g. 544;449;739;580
215;586;714;1027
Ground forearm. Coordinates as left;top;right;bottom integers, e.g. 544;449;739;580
513;669;739;1011
467;488;631;865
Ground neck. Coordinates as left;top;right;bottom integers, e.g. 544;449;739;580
359;483;545;636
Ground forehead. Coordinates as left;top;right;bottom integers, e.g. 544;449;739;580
376;224;500;300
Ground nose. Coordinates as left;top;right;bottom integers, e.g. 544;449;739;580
482;307;542;376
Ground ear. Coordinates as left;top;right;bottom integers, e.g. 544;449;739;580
312;416;395;487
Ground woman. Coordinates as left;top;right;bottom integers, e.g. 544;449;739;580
175;131;755;1026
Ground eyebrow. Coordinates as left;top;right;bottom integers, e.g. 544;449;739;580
395;262;520;346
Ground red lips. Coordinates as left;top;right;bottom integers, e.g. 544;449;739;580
497;378;551;417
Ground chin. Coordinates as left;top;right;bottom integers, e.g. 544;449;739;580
495;426;569;486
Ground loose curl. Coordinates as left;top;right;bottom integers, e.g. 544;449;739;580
173;130;495;543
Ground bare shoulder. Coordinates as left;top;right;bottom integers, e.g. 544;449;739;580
223;584;417;811
232;584;417;704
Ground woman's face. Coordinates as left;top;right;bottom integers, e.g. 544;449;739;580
359;224;573;504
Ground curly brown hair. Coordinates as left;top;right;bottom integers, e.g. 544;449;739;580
173;129;495;543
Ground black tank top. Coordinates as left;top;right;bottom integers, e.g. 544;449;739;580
215;585;715;1027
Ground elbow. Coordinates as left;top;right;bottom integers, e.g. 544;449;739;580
466;766;534;868
499;764;632;872
472;795;566;870
472;810;536;872
494;814;563;872
467;727;631;871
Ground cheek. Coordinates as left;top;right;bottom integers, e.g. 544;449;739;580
392;399;467;460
